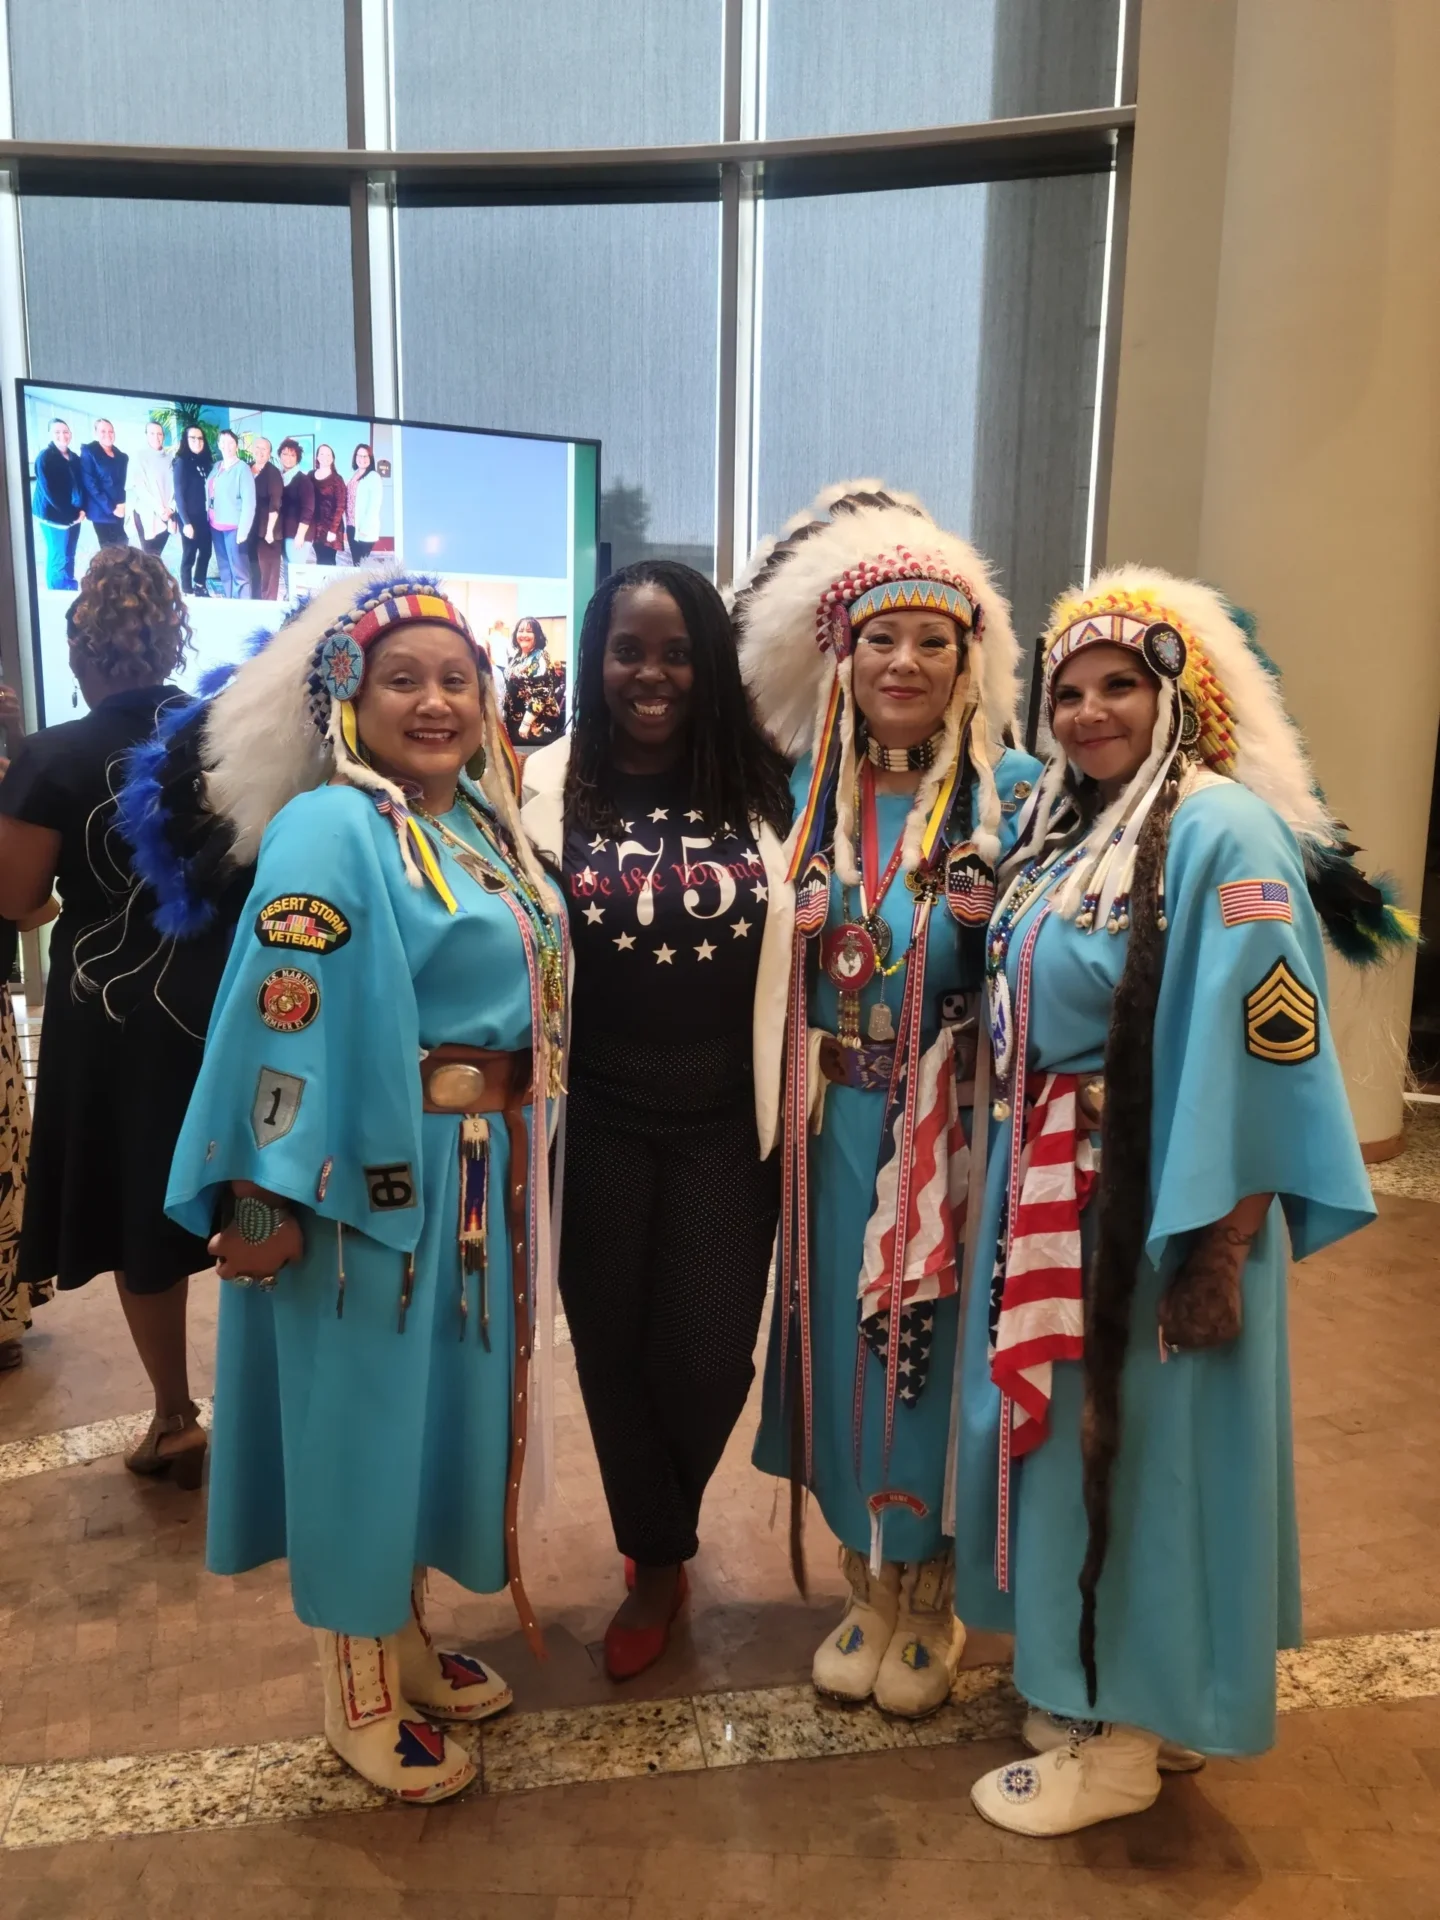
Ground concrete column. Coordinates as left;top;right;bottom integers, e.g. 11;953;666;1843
1107;0;1440;1150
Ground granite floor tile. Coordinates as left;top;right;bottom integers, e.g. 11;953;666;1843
480;1697;706;1795
692;1681;917;1767
3;1743;256;1848
246;1736;388;1824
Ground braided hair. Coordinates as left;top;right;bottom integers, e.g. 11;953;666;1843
563;559;793;839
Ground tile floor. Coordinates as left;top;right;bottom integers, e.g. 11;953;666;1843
0;1187;1437;1915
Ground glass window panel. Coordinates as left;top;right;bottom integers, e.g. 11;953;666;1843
763;0;1123;138
393;1;723;150
21;199;357;416
399;203;718;574
753;171;1109;654
9;0;347;147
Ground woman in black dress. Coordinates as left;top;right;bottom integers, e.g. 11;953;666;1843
521;561;793;1679
0;549;232;1479
171;425;214;597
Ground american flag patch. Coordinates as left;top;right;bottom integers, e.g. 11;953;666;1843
1218;879;1292;926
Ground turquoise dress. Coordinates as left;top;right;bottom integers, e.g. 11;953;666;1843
952;780;1375;1754
168;780;554;1639
753;747;1040;1562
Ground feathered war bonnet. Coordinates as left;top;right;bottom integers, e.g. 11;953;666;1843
202;565;553;905
733;482;1021;886
1015;564;1415;959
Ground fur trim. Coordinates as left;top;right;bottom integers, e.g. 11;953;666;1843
735;481;1022;766
1077;772;1181;1705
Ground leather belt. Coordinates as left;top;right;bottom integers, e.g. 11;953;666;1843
418;1042;543;1658
815;1031;977;1108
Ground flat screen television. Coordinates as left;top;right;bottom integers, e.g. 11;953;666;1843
18;378;600;743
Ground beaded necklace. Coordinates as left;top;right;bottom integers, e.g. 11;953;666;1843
414;790;566;1086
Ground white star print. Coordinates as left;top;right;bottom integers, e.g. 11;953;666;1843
695;940;716;961
621;819;635;832
614;932;636;952
648;807;669;822
579;866;597;887
583;902;604;926
753;882;768;901
685;809;704;823
588;834;607;853
732;917;751;939
654;943;675;965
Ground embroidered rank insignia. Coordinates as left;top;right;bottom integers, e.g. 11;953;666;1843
258;967;321;1033
365;1162;417;1210
393;1718;447;1767
1218;879;1292;927
255;894;352;954
1244;959;1318;1064
252;1067;305;1148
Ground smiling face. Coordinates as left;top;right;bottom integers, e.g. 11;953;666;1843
353;622;486;808
354;444;372;473
94;419;115;451
279;442;298;470
146;422;164;450
50;421;71;450
1049;643;1161;792
315;444;335;477
851;608;964;748
253;437;272;467
602;583;695;773
217;430;238;462
515;619;541;655
186;427;206;455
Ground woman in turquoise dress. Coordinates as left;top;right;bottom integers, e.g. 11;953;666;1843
151;570;565;1804
955;568;1403;1835
735;483;1041;1717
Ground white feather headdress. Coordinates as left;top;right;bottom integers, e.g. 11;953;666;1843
1017;565;1335;926
201;564;551;898
732;481;1021;879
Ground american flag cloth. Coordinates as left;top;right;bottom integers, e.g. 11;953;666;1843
1217;878;1292;926
989;1071;1095;1457
858;1023;969;1327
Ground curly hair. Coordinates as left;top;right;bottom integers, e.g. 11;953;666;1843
69;546;192;684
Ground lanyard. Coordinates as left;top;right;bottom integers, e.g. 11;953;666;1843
859;761;910;920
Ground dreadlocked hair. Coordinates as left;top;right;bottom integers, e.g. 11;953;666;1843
1076;769;1181;1707
564;559;793;840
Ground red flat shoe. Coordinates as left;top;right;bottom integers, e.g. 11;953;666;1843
603;1567;688;1682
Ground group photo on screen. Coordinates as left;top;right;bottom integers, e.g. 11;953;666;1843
20;379;591;746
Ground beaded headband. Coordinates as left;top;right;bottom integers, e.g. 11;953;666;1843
312;585;486;707
1044;591;1238;776
817;551;979;662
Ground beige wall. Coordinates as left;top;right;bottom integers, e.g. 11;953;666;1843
1107;0;1440;1145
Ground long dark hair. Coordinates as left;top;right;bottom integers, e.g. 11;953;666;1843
563;559;793;838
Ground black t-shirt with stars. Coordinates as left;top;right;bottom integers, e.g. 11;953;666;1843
562;769;768;1047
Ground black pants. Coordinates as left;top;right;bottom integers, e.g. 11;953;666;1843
132;514;169;557
560;1035;779;1566
313;543;338;566
350;535;374;562
180;524;212;593
92;517;127;548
